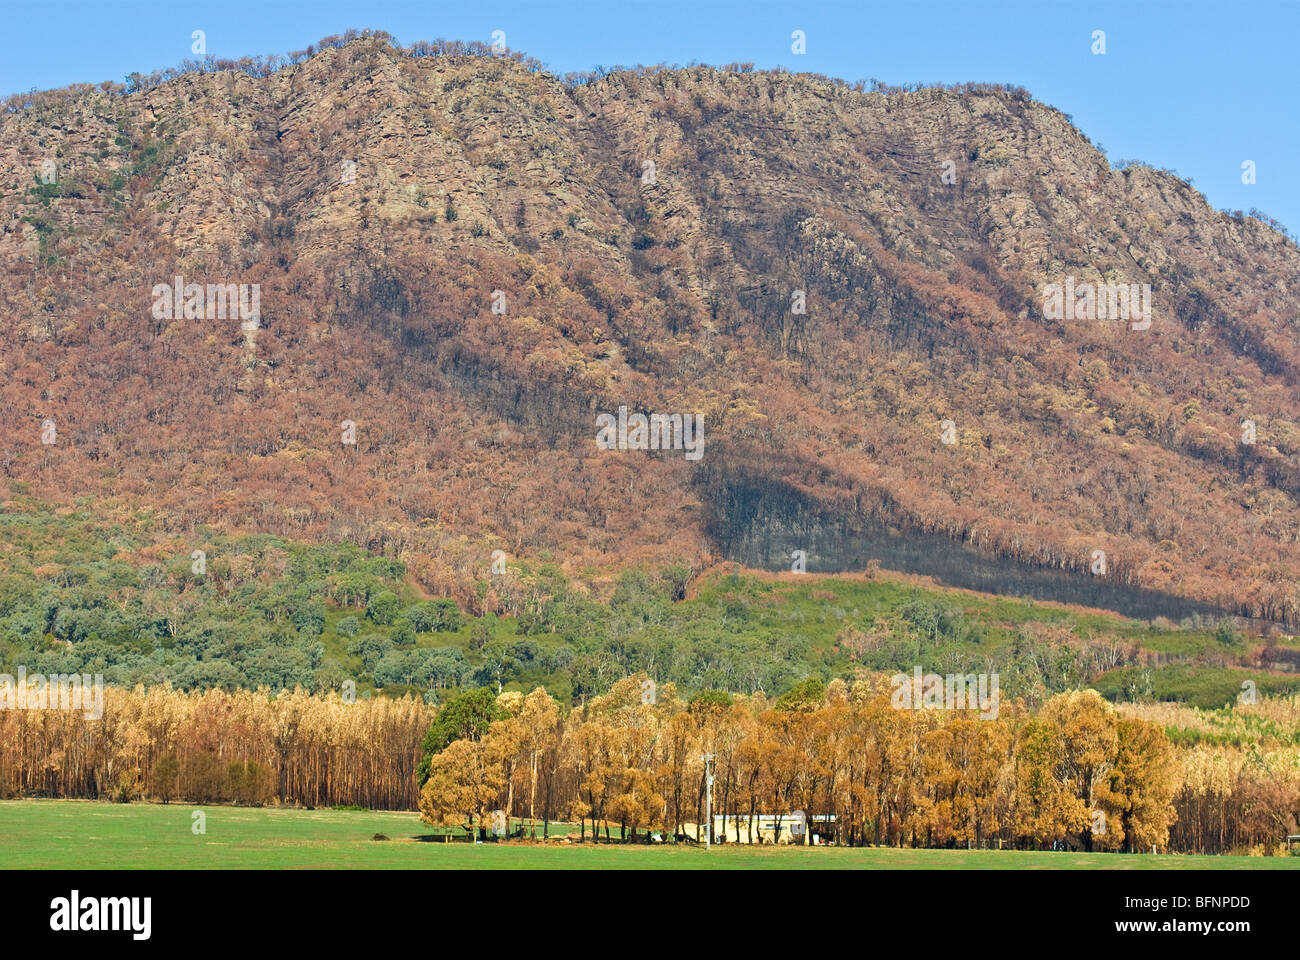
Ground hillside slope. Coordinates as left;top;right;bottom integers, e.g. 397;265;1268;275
2;35;1299;621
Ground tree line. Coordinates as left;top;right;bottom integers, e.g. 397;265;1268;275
417;677;1181;851
0;686;431;809
3;677;1294;854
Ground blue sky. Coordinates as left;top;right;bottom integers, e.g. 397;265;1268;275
3;0;1297;233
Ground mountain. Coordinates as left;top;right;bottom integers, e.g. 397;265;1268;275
3;32;1299;623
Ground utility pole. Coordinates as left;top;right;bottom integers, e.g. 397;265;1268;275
702;753;715;851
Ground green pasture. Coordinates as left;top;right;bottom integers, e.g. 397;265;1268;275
2;800;1295;869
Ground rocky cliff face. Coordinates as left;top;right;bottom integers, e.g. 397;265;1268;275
2;36;1298;620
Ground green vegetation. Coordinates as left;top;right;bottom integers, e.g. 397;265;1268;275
1094;665;1300;711
2;800;1294;869
416;687;506;784
1;492;1295;708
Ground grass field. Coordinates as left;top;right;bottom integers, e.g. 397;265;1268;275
2;800;1297;869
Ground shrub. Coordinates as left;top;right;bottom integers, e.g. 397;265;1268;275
228;760;275;806
150;753;180;803
109;768;143;803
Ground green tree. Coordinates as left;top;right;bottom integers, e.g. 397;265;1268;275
417;687;508;785
366;590;400;626
776;677;825;711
